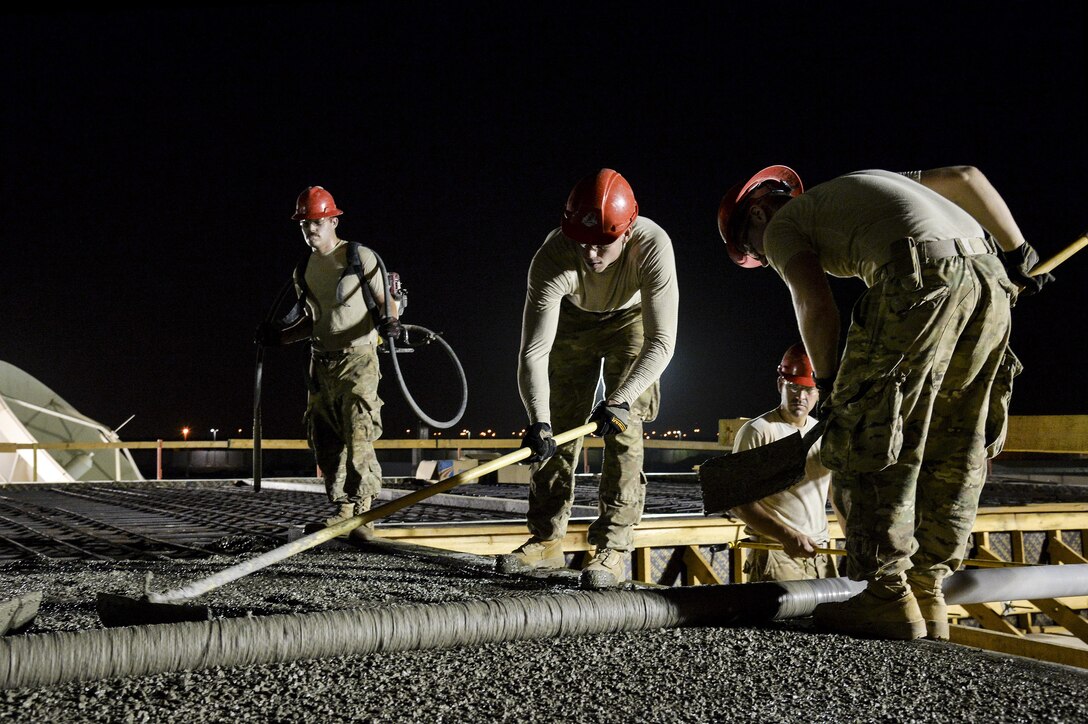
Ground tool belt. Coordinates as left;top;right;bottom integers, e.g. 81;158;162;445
876;235;997;284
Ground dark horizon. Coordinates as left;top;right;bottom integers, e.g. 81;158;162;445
3;4;1085;444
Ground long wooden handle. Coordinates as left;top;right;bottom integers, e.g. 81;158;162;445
729;540;844;557
151;422;599;603
1031;233;1087;276
348;421;599;521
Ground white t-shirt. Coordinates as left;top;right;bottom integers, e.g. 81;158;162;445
732;408;832;542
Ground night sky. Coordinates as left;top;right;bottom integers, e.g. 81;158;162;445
3;3;1085;443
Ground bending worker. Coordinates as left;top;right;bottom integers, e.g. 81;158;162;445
730;343;838;583
717;164;1051;640
256;186;402;534
512;168;679;588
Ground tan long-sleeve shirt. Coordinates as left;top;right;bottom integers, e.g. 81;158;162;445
518;216;679;423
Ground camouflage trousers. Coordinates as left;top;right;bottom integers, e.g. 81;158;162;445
822;252;1020;587
527;301;660;552
744;538;839;583
305;345;384;505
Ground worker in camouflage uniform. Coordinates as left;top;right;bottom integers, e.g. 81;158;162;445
513;168;679;589
717;165;1052;640
256;186;402;535
731;343;839;583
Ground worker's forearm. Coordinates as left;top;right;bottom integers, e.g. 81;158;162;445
782;252;840;379
730;502;798;543
794;296;840;379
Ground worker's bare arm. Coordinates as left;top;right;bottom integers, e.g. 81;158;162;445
731;500;818;559
914;166;1027;253
781;251;840;380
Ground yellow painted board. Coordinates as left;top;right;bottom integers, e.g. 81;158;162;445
971;506;1088;533
950;624;1088;669
1003;415;1088;453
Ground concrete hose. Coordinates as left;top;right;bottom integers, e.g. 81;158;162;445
5;566;1087;690
1;585;783;690
373;251;467;430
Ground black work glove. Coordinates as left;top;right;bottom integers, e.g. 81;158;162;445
813;376;836;420
254;321;282;347
521;422;557;463
999;242;1054;296
589;401;630;437
378;316;403;341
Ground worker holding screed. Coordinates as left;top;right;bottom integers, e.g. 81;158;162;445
729;343;840;583
717;165;1053;640
256;186;403;537
510;168;679;589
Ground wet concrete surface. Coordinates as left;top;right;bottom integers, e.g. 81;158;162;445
2;536;1087;722
1;474;1086;720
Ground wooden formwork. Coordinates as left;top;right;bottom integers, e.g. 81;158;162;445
375;502;1088;667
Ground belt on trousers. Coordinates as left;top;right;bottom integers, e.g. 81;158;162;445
876;235;997;281
912;236;996;262
311;342;374;361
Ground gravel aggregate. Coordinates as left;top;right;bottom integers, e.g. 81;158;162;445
2;536;1086;723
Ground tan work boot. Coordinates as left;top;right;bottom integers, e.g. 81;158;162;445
349;497;376;540
907;574;949;640
509;538;566;569
325;502;357;527
813;580;926;640
580;548;627;589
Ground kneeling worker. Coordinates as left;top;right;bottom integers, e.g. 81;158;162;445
730;343;838;582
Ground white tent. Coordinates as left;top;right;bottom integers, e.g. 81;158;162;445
0;360;144;483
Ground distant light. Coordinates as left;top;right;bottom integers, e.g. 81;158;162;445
181;427;190;441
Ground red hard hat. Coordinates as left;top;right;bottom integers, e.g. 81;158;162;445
291;186;344;221
717;165;803;268
561;169;639;245
778;342;816;387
